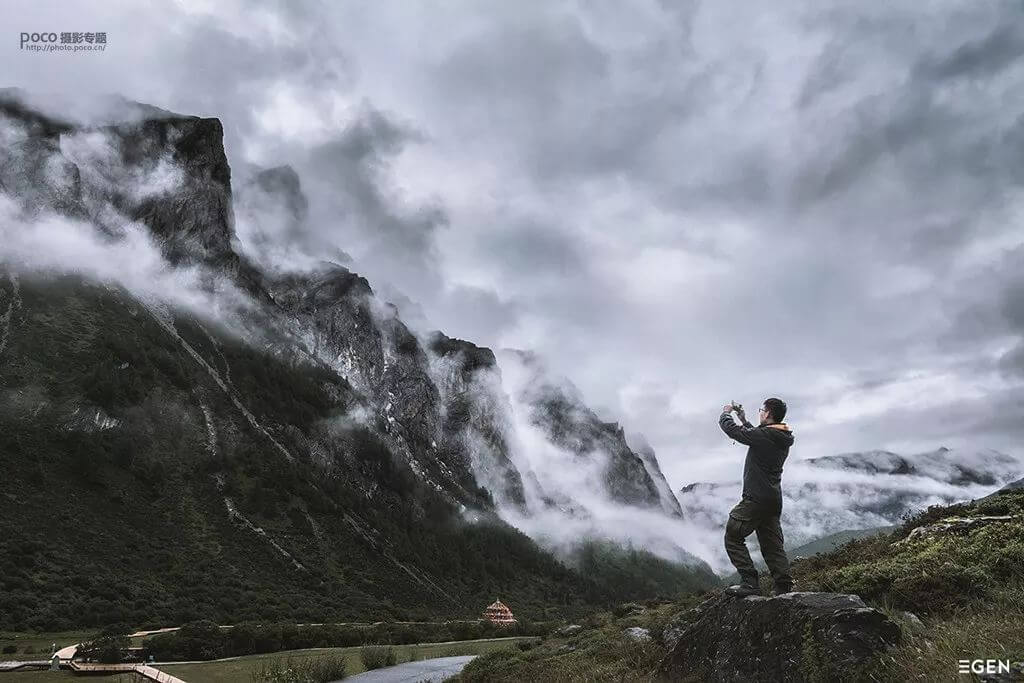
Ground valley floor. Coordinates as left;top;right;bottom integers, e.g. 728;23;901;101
0;638;528;683
157;637;529;683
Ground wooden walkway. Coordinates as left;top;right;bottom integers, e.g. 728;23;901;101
0;661;49;672
68;661;186;682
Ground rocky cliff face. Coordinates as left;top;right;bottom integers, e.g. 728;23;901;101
266;264;498;507
0;88;266;298
629;432;684;517
427;333;528;509
500;349;678;515
1;90;230;261
0;90;688;566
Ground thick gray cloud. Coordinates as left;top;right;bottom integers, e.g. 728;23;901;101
3;0;1023;495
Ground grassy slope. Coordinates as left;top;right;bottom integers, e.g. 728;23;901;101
787;525;897;559
791;490;1024;614
721;526;897;586
453;490;1024;682
0;274;717;633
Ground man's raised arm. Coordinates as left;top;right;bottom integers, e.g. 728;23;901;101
719;408;763;446
737;407;753;428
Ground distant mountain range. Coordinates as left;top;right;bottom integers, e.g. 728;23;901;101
678;446;1022;551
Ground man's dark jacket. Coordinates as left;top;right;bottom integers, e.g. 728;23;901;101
719;411;795;515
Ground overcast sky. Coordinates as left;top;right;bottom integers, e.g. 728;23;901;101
5;0;1024;490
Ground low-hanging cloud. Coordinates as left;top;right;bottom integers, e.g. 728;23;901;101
0;195;250;323
0;107;252;327
437;347;711;568
4;1;1024;571
677;446;1023;572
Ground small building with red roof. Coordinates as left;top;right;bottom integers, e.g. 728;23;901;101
482;598;517;626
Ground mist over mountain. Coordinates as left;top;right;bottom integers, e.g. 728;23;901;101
678;445;1021;571
0;89;720;628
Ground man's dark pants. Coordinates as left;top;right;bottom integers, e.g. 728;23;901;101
725;497;793;591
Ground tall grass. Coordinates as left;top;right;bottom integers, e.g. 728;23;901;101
359;645;396;670
250;654;347;682
873;584;1024;682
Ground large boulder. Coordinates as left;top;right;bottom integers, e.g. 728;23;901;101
658;592;901;682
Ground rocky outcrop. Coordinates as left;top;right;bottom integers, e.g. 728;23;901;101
0;89;266;298
505;349;677;514
0;135;84;218
897;514;1021;544
628;433;684;516
267;263;480;503
428;332;527;509
658;592;901;683
2;91;226;259
623;626;651;642
115;116;237;267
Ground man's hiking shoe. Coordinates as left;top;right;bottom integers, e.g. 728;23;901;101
773;586;794;596
725;584;761;597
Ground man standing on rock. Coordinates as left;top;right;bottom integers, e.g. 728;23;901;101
719;398;794;597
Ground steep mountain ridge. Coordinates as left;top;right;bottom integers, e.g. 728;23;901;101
0;91;712;629
806;446;1019;487
0;89;682;518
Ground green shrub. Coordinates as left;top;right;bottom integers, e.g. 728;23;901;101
890;562;991;612
251;655;347;682
515;639;540;651
359;645;396;670
306;656;347;682
459;647;517;676
611;602;645;618
78;635;129;664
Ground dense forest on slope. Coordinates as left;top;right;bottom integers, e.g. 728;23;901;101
0;274;718;631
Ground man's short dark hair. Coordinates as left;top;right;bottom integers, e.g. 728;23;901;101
764;397;787;422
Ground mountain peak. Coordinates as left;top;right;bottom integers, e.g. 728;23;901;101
1;89;239;277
